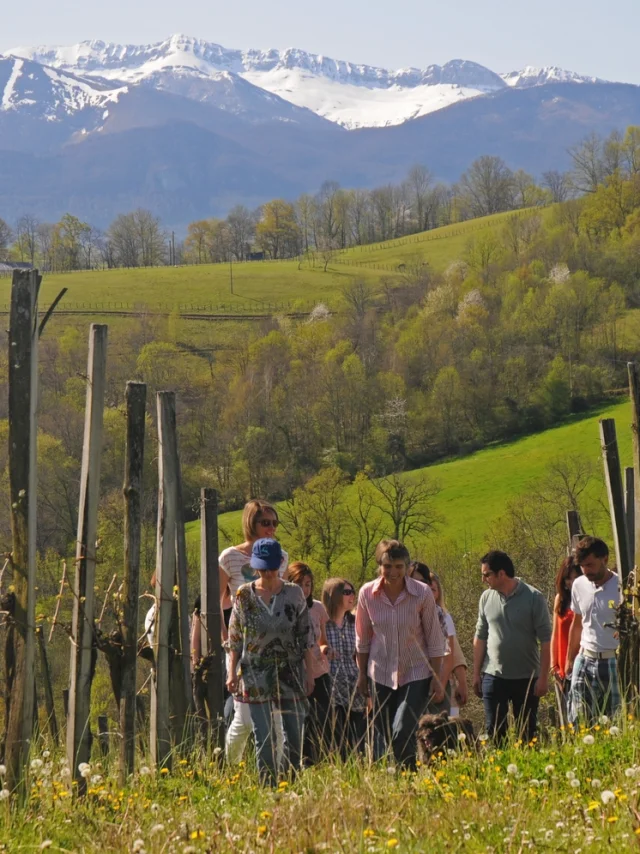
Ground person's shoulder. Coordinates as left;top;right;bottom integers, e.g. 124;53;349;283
235;582;253;600
283;581;304;598
571;575;590;595
219;546;244;564
313;598;329;617
359;579;377;594
479;588;493;605
521;581;545;598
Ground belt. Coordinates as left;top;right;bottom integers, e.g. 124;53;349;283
580;647;616;660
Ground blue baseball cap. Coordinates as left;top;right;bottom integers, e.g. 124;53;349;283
250;538;283;571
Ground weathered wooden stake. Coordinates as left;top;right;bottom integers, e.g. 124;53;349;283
6;269;40;794
67;324;108;791
200;488;224;743
119;381;146;784
151;391;189;768
97;714;109;756
628;363;640;572
625;467;635;574
36;627;59;744
566;510;583;551
599;418;631;585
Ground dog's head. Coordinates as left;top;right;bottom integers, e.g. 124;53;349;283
416;712;475;760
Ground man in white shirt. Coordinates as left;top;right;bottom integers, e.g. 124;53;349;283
566;537;622;724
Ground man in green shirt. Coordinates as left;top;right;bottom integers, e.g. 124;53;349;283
473;550;551;741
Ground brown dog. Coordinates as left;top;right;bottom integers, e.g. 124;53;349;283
416;711;475;762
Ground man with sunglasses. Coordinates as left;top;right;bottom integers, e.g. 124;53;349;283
473;550;551;742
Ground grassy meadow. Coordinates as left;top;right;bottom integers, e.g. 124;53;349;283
185;398;633;564
5;720;640;852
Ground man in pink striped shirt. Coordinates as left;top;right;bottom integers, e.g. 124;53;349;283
356;539;446;769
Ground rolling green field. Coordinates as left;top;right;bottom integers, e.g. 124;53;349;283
186;399;632;563
0;210;522;316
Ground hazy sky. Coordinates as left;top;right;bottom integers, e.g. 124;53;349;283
1;0;637;83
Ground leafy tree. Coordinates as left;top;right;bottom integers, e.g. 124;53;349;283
256;200;300;259
0;218;12;259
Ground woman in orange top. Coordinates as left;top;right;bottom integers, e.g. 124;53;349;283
551;555;582;722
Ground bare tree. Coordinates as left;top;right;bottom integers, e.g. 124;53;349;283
347;474;384;583
406;164;433;232
569;133;604;193
369;472;442;543
459;156;515;216
226;205;256;261
107;209;166;267
542;170;572;203
15;214;39;265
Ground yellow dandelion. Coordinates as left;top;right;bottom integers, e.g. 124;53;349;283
190;830;205;839
257;825;268;835
260;811;272;820
387;840;399;849
607;816;618;824
363;829;375;838
160;768;169;775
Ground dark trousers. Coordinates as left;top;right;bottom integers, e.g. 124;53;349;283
371;678;431;769
482;674;539;742
332;705;366;759
303;673;333;764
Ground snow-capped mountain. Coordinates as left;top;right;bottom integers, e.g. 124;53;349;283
6;34;607;129
502;66;604;88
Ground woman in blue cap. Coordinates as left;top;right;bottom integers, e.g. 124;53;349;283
227;538;315;783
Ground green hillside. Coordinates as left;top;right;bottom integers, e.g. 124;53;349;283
0;211;524;317
186;398;632;565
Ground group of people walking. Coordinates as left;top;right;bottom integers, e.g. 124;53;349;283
216;499;623;784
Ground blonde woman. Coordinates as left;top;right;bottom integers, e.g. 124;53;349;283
220;499;288;764
427;570;468;714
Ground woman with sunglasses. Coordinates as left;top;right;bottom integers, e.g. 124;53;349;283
288;562;332;765
322;577;366;758
220;499;288;766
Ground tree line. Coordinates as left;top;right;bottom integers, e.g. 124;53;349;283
0;155;572;272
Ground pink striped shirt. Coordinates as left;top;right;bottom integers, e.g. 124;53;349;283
355;575;446;689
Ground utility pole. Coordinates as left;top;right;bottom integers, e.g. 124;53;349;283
171;232;176;267
229;255;234;295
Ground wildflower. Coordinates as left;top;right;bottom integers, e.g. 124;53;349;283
601;790;616;805
478;733;489;743
570;778;581;788
0;789;9;801
132;840;145;853
150;825;165;835
609;726;621;736
160;768;169;776
139;766;152;777
607;816;618;823
545;831;553;841
257;826;267;835
60;766;71;780
387;841;399;849
260;811;272;820
190;830;205;840
150;803;160;813
91;775;103;786
0;766;5;777
78;762;90;774
363;829;375;838
386;767;396;775
545;765;554;775
213;747;222;757
31;759;44;772
40;842;52;850
80;767;91;779
583;734;595;745
507;764;518;775
529;779;540;787
591;779;602;789
458;732;467;742
566;770;576;780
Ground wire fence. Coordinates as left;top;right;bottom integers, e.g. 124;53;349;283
0;299;322;316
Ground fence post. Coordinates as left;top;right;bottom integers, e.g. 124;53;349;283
628;362;640;573
119;381;146;784
67;324;108;793
5;270;40;795
36;627;59;745
200;488;224;744
625;467;635;574
599;418;631;585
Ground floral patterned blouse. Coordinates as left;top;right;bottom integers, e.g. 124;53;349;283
228;581;312;704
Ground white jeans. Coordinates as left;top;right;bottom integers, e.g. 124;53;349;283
225;699;285;767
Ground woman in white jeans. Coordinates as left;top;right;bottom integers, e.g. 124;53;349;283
219;499;288;765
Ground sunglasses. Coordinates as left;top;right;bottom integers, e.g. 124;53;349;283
257;519;279;529
342;587;355;595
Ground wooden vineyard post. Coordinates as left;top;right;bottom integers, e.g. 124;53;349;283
599;419;632;586
626;467;635;575
119;382;146;784
566;510;583;552
36;627;59;744
629;363;640;574
67;324;108;792
200;488;224;744
5;270;40;794
151;392;192;768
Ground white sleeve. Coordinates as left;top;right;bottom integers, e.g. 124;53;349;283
444;613;456;637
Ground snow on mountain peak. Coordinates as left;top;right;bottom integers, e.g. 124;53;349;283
502;65;604;88
3;36;611;129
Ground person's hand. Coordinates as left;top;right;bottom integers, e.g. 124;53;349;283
455;681;468;707
325;645;338;661
430;678;445;705
472;674;483;699
226;674;238;694
534;675;549;698
306;672;315;696
357;674;369;699
565;659;574;680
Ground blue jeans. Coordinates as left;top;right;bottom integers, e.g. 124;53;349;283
482;674;539;742
371;678;431;769
248;699;306;784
